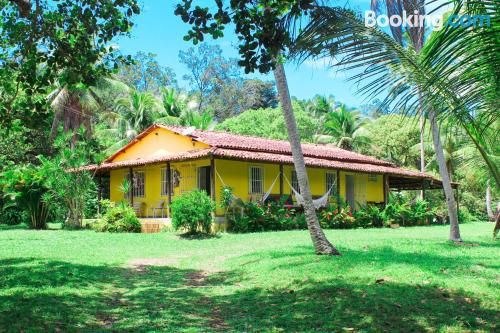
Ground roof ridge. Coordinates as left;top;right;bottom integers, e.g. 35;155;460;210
157;123;392;166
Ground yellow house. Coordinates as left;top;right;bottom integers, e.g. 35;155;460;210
83;124;449;225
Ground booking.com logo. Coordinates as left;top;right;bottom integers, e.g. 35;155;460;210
365;10;491;30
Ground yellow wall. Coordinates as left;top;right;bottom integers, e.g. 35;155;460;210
109;159;386;217
109;159;211;217
111;127;209;162
339;171;384;208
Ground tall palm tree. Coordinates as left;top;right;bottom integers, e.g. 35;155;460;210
48;78;129;143
323;105;370;151
370;0;427;199
294;1;499;241
274;62;340;255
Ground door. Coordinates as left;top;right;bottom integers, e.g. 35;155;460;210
197;166;211;196
345;175;355;209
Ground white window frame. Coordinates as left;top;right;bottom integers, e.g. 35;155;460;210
291;170;300;194
326;172;336;196
249;166;264;194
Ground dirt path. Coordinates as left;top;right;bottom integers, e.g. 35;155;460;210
185;270;230;331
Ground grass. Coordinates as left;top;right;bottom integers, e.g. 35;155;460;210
0;222;498;332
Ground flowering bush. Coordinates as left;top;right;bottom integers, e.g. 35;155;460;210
227;197;305;232
319;204;356;229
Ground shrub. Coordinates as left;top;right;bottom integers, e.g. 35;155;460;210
354;205;383;228
319;204;356;229
227;197;305;233
171;190;215;234
0;164;50;229
94;202;141;233
409;199;435;226
0;206;26;225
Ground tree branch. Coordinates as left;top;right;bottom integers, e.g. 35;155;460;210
9;0;31;17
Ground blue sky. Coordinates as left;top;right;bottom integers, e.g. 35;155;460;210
115;1;446;108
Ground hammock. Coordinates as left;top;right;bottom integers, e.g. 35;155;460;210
215;169;280;203
284;174;334;210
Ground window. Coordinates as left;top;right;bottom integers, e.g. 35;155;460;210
291;170;300;194
125;171;145;198
249;166;264;194
326;172;336;195
197;166;211;196
368;174;378;182
161;168;173;196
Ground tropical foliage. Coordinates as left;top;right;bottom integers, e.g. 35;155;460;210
170;190;215;234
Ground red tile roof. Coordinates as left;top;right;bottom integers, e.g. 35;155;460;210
79;146;433;181
159;125;394;167
76;124;447;185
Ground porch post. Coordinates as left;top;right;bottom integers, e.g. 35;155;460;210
97;174;102;216
210;156;216;204
336;170;341;210
383;175;389;206
279;164;284;198
128;167;134;206
166;162;172;217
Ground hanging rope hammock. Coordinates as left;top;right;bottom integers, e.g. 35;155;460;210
216;168;334;209
283;174;334;210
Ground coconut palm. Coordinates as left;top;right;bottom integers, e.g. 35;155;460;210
161;87;186;117
323;105;370;151
274;62;340;255
293;0;499;241
48;77;129;143
114;90;162;135
179;109;216;130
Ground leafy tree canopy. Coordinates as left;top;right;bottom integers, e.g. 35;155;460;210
0;0;140;124
216;101;319;142
117;51;177;93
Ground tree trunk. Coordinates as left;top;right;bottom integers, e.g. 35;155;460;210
486;179;495;221
274;62;340;255
429;110;461;242
419;113;426;200
9;0;31;17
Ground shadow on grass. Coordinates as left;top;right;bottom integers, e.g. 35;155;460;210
213;279;497;332
0;255;497;332
0;258;219;332
177;232;221;240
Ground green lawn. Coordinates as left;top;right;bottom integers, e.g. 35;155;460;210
0;223;498;332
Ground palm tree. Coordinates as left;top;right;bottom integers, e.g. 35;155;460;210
274;63;340;255
180;109;216;130
115;90;162;135
323;105;370;151
306;95;336;117
48;77;129;143
161;88;185;117
293;1;499;241
370;0;427;199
